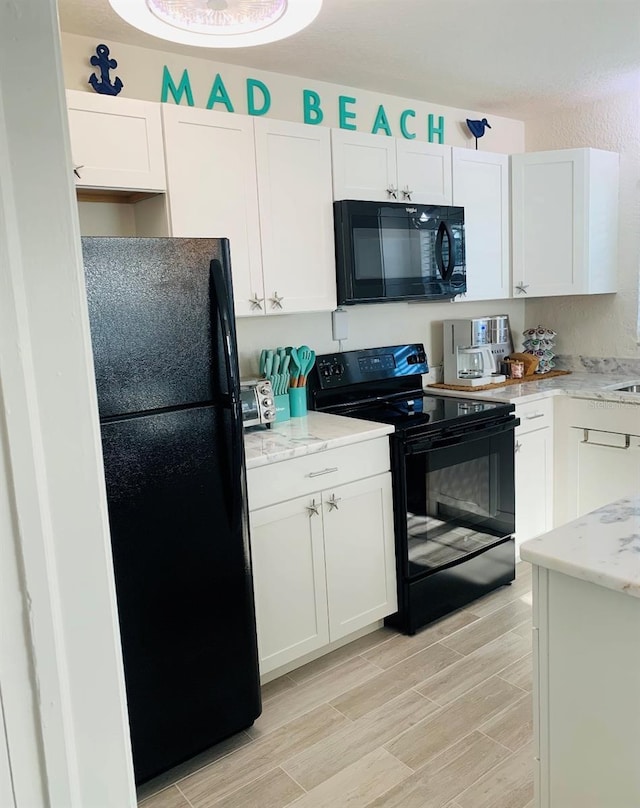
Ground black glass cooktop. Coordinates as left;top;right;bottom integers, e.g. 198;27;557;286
336;394;513;435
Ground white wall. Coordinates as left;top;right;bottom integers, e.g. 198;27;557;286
524;85;640;358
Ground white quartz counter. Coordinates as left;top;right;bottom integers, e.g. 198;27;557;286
424;371;640;406
520;496;640;598
244;410;394;469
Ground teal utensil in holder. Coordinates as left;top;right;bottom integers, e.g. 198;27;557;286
289;387;307;417
273;394;290;422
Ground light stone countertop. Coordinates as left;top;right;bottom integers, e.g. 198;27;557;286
424;371;640;406
520;496;640;599
244;410;394;469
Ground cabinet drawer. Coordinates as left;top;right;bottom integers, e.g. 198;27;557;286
515;398;553;433
247;438;390;511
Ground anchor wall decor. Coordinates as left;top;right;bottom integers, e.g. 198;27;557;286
89;43;123;96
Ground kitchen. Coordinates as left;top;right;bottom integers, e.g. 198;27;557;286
1;2;639;808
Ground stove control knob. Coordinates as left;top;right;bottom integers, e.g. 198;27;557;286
263;409;275;421
262;397;273;407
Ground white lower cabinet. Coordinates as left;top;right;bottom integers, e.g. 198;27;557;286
514;400;553;557
250;495;330;672
567;427;640;518
247;440;396;676
554;398;640;523
323;474;396;641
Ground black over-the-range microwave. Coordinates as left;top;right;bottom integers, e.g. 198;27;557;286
334;200;466;305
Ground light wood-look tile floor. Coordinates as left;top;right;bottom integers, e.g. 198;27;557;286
138;563;534;808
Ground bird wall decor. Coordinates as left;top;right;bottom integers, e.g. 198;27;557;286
466;118;491;149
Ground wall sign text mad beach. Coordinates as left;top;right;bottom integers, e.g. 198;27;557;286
161;66;446;142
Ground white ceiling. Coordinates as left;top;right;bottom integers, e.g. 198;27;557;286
57;0;640;119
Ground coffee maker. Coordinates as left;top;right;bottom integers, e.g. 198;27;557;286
443;318;507;386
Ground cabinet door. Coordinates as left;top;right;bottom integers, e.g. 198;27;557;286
567;428;640;519
396;140;452;205
512;148;618;298
331;129;397;202
250;495;329;675
452;148;509;300
255;119;336;314
161;106;264;318
322;473;397;641
66;90;166;192
512;149;586;297
515;428;553;556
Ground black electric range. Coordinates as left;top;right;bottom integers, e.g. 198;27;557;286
308;344;518;635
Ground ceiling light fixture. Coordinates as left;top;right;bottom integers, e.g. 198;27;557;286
108;0;323;48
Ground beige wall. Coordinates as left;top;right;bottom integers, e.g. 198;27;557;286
62;33;527;375
62;33;525;150
524;85;640;358
236;301;527;380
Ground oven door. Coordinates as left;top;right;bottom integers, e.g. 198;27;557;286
396;419;516;580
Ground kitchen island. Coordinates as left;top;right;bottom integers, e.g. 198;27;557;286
521;495;640;808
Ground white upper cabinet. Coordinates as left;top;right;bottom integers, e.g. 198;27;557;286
161;110;335;316
452;148;510;301
330;129;397;201
396;140;452;204
331;129;452;204
161;106;264;318
66;90;166;192
254;118;337;314
511;148;619;297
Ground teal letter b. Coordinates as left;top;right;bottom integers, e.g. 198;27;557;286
303;89;323;125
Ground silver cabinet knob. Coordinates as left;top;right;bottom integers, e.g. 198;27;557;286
402;186;413;201
515;282;529;295
386;185;398;200
515;441;522;453
306;498;320;517
326;494;341;511
73;164;84;179
269;292;284;310
249;293;264;311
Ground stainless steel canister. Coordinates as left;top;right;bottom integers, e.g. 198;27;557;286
489;315;510;345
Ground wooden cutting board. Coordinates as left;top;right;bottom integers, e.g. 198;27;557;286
427;369;571;392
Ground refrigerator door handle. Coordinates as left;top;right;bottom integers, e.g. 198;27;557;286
210;259;242;399
210;258;244;531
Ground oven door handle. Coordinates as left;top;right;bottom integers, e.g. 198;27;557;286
405;417;520;454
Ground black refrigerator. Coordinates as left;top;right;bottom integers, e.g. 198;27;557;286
82;237;261;785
